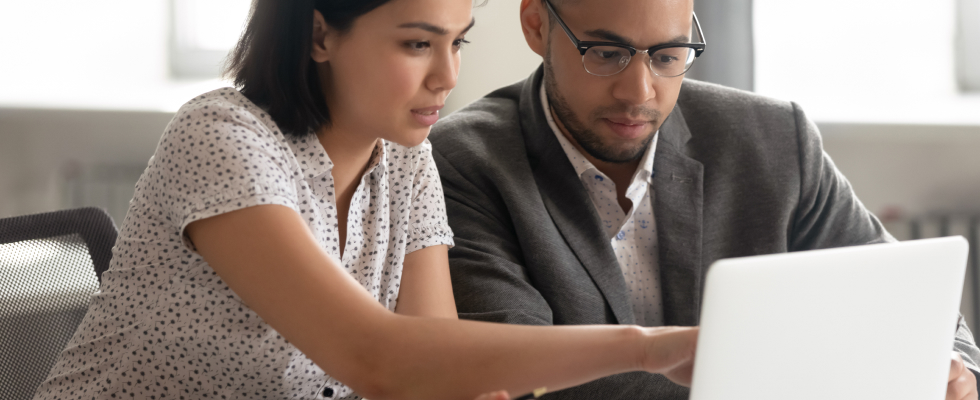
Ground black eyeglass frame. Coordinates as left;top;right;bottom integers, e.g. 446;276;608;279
544;0;707;77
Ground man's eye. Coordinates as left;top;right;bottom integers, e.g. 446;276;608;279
656;55;678;64
588;47;627;61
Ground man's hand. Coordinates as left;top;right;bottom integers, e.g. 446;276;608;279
949;352;978;400
640;327;699;387
474;390;510;400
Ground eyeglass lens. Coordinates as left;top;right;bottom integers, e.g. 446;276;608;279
583;46;698;77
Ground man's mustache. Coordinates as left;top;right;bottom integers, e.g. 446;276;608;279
591;105;662;123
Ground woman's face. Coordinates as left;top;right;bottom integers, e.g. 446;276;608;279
313;0;474;148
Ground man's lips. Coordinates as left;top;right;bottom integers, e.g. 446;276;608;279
602;117;652;139
604;117;651;126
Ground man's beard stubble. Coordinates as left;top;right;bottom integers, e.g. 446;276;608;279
543;51;660;164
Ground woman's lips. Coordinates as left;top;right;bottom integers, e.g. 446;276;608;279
411;105;444;127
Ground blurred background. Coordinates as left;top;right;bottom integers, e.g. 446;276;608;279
1;0;979;325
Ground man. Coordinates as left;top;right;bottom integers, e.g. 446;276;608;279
428;0;980;398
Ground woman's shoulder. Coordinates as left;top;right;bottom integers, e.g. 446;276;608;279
140;89;303;227
170;88;281;136
176;87;263;115
158;88;294;160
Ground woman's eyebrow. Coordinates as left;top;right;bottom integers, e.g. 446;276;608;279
399;18;476;35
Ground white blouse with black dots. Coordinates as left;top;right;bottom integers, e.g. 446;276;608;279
32;88;454;400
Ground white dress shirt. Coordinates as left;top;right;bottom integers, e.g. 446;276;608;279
541;84;664;326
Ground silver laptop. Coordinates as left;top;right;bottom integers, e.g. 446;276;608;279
690;237;968;400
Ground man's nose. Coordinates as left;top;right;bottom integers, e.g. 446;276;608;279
610;55;656;105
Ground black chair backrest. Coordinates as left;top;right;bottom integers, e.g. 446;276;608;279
0;207;117;282
0;207;118;400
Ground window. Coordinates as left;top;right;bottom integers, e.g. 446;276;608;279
169;0;252;79
754;0;980;125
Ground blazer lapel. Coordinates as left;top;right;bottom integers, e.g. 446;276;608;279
653;107;704;326
519;66;635;325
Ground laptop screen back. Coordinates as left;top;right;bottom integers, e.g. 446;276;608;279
690;237;968;400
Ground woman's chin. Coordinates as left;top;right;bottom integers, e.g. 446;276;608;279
387;127;432;148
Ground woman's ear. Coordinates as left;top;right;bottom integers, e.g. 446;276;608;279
311;10;331;63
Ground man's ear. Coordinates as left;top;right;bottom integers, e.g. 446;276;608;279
520;0;547;57
311;10;331;63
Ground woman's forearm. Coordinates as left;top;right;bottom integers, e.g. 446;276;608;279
361;315;649;400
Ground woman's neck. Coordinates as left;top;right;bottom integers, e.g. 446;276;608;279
317;123;380;258
319;125;379;181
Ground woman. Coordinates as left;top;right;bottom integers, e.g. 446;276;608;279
33;1;698;399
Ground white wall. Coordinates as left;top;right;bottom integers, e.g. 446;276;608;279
821;124;980;217
446;0;543;113
0;108;173;221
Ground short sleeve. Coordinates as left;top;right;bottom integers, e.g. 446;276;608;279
405;141;455;253
143;93;300;247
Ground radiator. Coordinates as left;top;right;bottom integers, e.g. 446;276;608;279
60;163;144;224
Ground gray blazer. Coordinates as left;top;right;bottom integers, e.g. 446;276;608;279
429;66;980;399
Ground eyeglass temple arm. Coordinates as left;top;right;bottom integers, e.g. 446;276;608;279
544;0;591;54
692;12;707;49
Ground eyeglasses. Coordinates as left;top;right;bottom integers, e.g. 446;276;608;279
544;0;706;78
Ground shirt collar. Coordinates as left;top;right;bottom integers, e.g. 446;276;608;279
540;83;657;184
286;134;387;181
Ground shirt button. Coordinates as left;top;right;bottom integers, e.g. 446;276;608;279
322;387;334;397
616;231;626;240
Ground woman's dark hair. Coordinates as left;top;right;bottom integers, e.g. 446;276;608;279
225;0;392;137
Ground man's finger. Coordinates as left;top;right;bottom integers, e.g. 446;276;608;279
958;365;978;400
952;352;967;382
948;373;974;400
474;390;510;400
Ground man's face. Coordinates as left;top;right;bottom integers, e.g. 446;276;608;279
541;0;694;163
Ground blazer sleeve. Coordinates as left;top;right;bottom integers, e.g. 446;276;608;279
788;101;894;251
432;147;555;326
789;102;980;383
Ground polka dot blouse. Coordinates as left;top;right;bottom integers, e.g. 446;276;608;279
32;88;454;400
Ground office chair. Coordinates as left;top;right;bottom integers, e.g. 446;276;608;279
0;207;117;400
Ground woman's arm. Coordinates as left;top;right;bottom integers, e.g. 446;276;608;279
396;245;458;318
186;204;696;400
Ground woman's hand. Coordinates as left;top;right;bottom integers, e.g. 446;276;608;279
639;326;700;387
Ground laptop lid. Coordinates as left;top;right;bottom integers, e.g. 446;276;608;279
689;237;968;400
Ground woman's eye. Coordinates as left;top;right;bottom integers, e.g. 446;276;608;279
453;38;471;48
406;41;431;51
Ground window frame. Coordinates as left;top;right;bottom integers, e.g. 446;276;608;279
957;0;980;92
